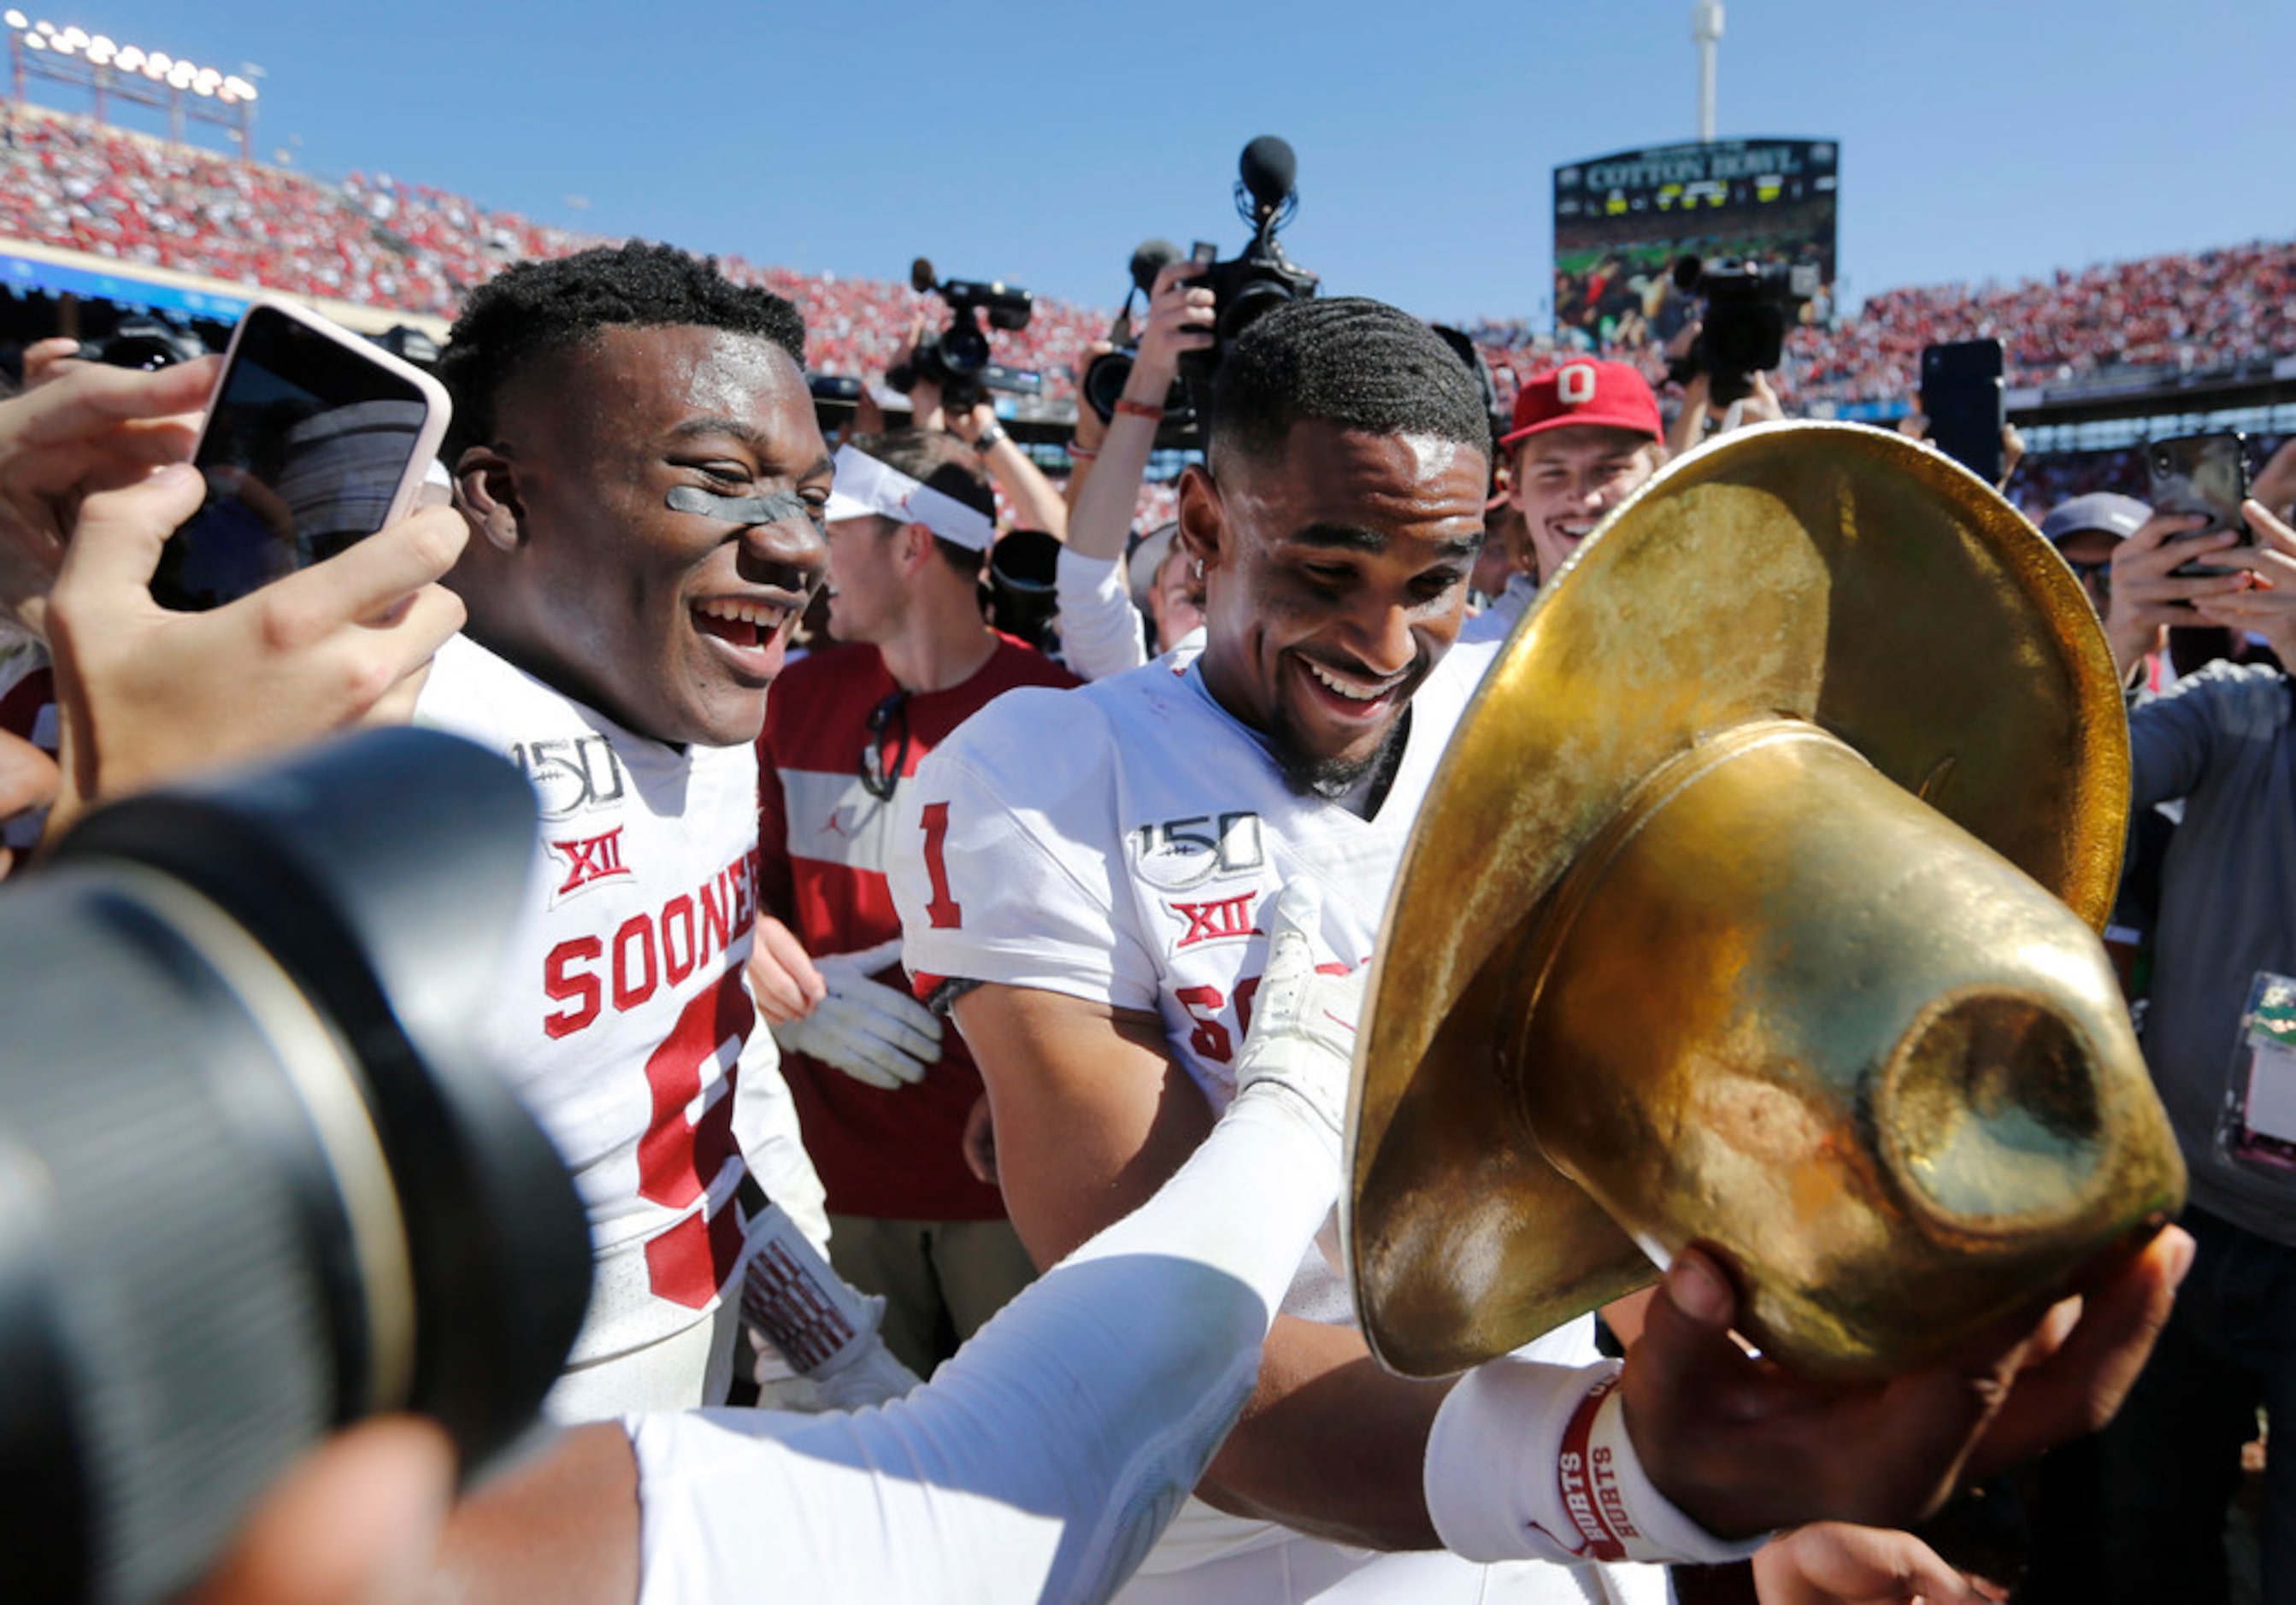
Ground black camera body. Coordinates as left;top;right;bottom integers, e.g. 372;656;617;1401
889;258;1043;414
77;316;207;372
1178;137;1318;388
1080;139;1317;435
1664;255;1822;406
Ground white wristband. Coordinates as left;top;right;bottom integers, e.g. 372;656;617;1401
1423;1358;1770;1568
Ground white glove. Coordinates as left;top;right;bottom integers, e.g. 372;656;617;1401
742;1202;924;1411
769;938;942;1090
1233;877;1363;1147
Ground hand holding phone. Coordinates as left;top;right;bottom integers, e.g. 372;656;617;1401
0;355;216;636
2146;432;2251;579
154;297;450;613
1918;339;2005;486
40;459;468;837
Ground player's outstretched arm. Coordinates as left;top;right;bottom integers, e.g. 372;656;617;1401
952;977;1465;1552
434;884;1368;1605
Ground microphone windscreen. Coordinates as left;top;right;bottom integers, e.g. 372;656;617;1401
1239;137;1297;209
1129;238;1181;292
1239;134;1294;209
910;256;938;294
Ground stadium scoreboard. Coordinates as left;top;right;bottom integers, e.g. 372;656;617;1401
1552;137;1838;346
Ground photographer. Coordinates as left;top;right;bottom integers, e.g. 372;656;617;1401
2085;498;2296;1601
892;312;1070;545
1057;258;1215;679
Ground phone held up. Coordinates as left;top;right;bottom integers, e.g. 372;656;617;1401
152;297;450;613
2147;432;2252;580
1919;338;2005;487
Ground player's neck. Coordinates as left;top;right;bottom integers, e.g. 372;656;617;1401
876;595;1000;696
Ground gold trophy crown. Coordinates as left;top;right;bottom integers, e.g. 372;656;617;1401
1346;421;2186;1382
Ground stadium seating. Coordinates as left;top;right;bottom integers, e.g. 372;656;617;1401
1;103;2289;500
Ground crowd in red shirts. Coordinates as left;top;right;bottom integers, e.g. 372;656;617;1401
0;109;1110;400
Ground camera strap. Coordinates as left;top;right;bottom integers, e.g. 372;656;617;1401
664;485;821;529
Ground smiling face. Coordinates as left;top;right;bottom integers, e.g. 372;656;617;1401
466;324;831;747
1506;424;1663;584
822;514;904;644
1183;420;1487;796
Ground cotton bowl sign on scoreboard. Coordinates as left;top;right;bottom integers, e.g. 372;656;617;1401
1552;138;1838;347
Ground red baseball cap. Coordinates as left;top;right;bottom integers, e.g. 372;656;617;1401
1500;359;1662;450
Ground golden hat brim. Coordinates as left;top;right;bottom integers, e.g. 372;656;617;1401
1345;420;2132;1379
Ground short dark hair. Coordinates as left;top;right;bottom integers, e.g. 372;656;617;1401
846;429;993;579
1206;297;1492;472
438;241;807;458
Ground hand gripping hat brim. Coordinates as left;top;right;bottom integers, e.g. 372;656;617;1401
1345;421;2185;1381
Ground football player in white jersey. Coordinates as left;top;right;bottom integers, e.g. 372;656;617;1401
890;297;2190;1602
415;243;842;1418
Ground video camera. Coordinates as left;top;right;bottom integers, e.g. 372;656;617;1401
0;728;590;1603
1080;137;1319;430
1079;238;1192;428
1664;254;1822;407
888;258;1043;415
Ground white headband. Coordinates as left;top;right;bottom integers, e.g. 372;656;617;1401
822;445;996;551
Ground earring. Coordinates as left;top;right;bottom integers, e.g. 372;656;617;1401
1191;558;1204;580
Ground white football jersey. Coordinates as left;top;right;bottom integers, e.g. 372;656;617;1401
895;643;1498;1186
892;643;1656;1598
415;634;824;1392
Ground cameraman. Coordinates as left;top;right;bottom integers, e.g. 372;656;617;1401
894;326;1071;545
2082;498;2296;1602
1057;259;1215;679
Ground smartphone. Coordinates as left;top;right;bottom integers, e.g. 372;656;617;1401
2146;432;2250;579
152;297;450;613
1920;339;2005;486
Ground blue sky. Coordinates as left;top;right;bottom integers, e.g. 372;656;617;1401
31;0;2296;323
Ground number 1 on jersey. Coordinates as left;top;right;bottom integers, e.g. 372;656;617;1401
920;801;963;929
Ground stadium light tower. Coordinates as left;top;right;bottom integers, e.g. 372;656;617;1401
2;15;257;158
1693;0;1723;143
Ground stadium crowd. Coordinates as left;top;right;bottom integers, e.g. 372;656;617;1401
3;91;2296;1605
3;104;2293;423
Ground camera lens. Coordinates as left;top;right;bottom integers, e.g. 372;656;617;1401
1;730;591;1604
1081;350;1134;424
941;325;990;375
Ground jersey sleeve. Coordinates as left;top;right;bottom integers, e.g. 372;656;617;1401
889;687;1161;1014
1053;546;1148;683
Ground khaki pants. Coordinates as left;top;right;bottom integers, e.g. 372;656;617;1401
826;1212;1039;1379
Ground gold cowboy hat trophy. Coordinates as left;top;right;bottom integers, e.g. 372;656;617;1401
1348;421;2186;1381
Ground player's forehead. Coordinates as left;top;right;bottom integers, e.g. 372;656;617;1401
1516;424;1651;471
1226;420;1487;546
515;324;816;461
